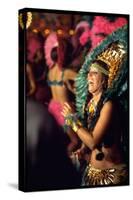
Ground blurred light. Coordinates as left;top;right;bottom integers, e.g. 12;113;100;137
57;29;63;35
32;29;38;33
44;29;50;35
69;29;75;35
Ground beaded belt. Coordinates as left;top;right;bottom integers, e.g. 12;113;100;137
82;163;128;186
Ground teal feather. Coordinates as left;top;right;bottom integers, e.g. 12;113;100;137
75;25;128;119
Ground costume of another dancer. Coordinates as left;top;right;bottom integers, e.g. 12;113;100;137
44;32;66;125
70;17;127;73
71;21;91;72
80;16;127;51
62;25;129;186
44;32;80;154
44;33;77;126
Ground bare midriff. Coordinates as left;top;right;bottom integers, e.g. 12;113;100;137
90;144;123;169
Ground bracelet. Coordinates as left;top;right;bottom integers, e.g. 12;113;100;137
65;114;82;133
65;114;75;126
72;120;82;133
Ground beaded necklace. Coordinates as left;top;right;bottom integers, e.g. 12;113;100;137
86;98;98;131
86;98;105;161
86;99;97;117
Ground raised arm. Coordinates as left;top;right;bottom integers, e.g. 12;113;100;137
64;69;77;93
26;63;36;96
62;101;114;150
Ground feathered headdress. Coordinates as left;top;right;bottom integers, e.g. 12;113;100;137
90;16;127;50
75;25;128;120
75;21;91;46
44;32;58;68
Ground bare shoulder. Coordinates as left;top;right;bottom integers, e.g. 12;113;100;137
103;100;114;107
64;68;77;80
64;68;76;75
101;100;114;115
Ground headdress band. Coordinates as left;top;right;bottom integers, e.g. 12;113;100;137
90;63;109;76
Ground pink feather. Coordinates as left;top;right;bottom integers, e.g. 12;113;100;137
44;32;58;69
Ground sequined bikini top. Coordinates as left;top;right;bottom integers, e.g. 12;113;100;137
47;70;64;86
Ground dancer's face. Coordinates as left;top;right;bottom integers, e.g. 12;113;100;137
87;65;104;95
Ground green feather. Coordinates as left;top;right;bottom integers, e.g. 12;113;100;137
75;25;128;119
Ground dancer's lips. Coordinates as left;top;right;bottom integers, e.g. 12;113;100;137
88;81;93;85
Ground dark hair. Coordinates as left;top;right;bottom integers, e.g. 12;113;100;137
58;38;73;68
51;38;73;69
76;27;85;39
86;92;106;132
51;47;58;63
86;60;109;131
94;60;108;71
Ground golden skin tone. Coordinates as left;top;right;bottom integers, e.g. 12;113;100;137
26;63;36;96
48;63;77;105
62;65;123;169
88;66;104;97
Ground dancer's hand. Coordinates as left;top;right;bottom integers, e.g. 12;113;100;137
73;144;90;161
73;147;85;161
61;102;75;118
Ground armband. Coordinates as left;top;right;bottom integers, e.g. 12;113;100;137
65;114;82;133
